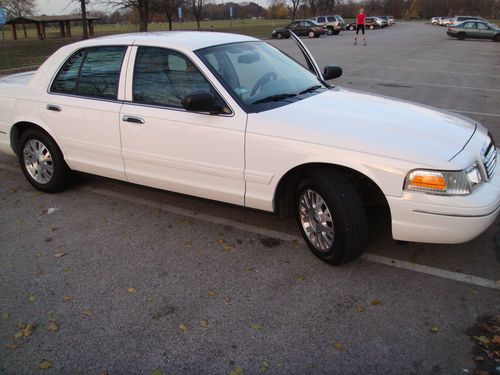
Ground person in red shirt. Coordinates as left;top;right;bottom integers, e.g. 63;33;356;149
354;8;367;46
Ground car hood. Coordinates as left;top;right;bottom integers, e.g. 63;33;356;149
248;87;476;167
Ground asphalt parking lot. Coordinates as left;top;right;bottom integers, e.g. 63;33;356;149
1;22;499;374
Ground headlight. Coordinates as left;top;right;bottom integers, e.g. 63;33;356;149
404;163;483;195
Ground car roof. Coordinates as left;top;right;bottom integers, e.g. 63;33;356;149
61;31;258;53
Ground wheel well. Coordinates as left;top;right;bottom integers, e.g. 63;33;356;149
10;122;51;156
274;163;389;219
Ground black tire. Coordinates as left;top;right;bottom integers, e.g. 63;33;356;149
308;30;315;38
349;25;355;31
457;32;466;40
295;169;367;265
327;27;333;35
333;30;340;35
369;25;375;30
276;32;283;39
18;128;71;193
493;34;500;42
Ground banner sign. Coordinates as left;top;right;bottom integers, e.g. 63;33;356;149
178;6;182;19
0;8;6;25
229;7;233;18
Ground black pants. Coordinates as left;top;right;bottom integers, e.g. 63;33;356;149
356;24;365;35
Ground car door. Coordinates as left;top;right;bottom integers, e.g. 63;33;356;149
288;22;300;35
476;22;492;39
119;46;246;205
39;46;128;180
462;21;478;37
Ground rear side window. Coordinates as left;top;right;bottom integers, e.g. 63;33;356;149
463;22;477;29
51;46;126;99
317;17;325;23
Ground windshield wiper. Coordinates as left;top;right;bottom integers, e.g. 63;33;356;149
251;93;297;105
298;85;323;95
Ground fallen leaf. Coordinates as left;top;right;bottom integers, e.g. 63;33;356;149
179;323;188;332
47;208;56;214
184;240;192;247
100;371;109;375
491;335;500;344
474;370;490;375
2;312;10;320
208;291;217;297
244;267;255;272
356;306;366;313
63;296;73;302
430;325;440;334
17;322;26;330
55;252;66;258
127;287;138;294
296;275;305;282
48;322;58;332
473;356;484;362
276;362;284;368
151;369;163;375
39;360;53;370
468;288;478;295
28;295;38;303
260;360;269;372
250;323;262;331
14;330;24;340
223;244;234;251
371;299;382;306
224;297;233;304
199;319;208;328
229;368;244;375
62;266;71;273
477;335;490;345
23;324;35;337
496;280;500;285
8;342;19;350
83;309;93;317
332;341;344;350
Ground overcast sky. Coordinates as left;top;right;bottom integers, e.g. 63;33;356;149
35;0;270;16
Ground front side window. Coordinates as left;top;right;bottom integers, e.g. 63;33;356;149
463;22;477;29
133;47;223;109
477;22;489;30
197;41;326;112
51;46;126;99
317;17;325;23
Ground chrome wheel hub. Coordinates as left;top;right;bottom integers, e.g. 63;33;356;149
299;189;334;251
23;139;53;184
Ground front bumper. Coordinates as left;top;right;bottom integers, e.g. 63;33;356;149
387;151;500;244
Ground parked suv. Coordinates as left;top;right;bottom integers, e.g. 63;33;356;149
309;15;345;35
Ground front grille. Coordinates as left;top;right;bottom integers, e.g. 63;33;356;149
482;134;497;180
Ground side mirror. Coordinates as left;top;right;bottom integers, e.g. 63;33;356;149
182;92;222;114
323;65;342;80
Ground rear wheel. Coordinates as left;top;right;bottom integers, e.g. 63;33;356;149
333;30;340;35
457;32;466;40
295;170;367;265
369;25;375;30
327;27;333;35
349;25;355;31
308;30;315;38
276;32;283;39
18;129;70;193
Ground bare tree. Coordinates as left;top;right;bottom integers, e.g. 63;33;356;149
150;0;177;30
2;0;37;38
191;0;203;29
287;0;301;20
100;0;149;31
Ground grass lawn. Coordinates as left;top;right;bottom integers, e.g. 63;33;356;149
0;19;289;70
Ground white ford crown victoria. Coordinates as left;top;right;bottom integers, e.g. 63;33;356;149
0;32;498;264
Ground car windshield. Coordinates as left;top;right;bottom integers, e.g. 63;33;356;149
196;41;326;112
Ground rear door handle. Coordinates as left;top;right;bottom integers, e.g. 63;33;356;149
47;104;62;112
122;115;145;124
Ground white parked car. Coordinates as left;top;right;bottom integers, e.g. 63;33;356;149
0;32;498;264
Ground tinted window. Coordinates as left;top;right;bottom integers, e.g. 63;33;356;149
317;17;325;23
133;47;218;109
477;22;489;30
51;46;126;99
463;22;477;28
327;16;336;22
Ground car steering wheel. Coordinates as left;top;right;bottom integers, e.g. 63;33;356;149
250;72;277;96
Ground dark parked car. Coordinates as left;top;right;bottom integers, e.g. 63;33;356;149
272;20;325;39
447;20;500;41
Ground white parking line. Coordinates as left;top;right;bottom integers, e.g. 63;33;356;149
343;76;500;93
1;160;499;291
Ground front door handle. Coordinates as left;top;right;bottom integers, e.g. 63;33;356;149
122;115;145;124
47;104;62;112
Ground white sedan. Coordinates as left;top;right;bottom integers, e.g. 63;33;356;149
0;32;498;264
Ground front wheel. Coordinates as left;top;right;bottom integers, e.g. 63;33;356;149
369;25;375;30
295;170;367;265
327;27;333;35
276;32;283;39
457;32;466;40
308;30;315;38
493;34;500;42
18;129;70;193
